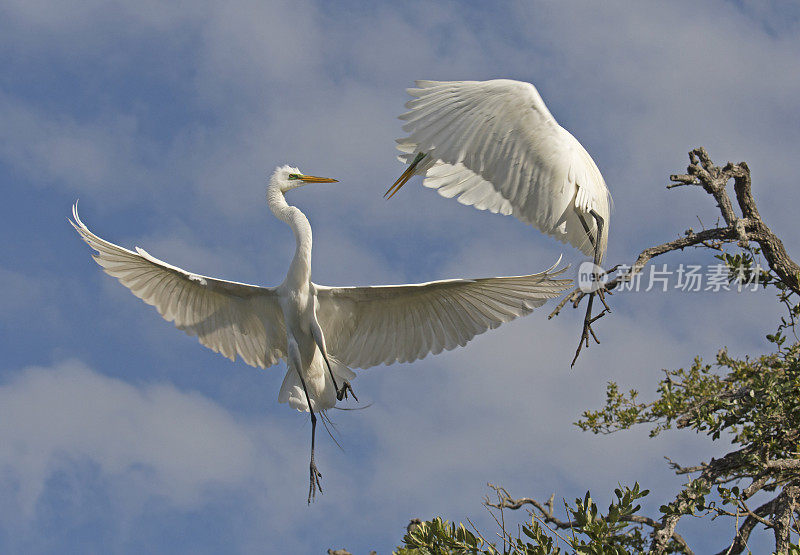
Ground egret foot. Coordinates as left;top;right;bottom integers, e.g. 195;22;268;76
336;381;358;402
570;286;611;367
308;455;323;504
570;207;609;366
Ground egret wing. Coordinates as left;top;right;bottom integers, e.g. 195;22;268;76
315;264;571;369
397;79;610;260
71;204;286;368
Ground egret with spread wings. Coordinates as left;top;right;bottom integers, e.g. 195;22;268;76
385;79;612;363
385;79;610;266
72;165;571;503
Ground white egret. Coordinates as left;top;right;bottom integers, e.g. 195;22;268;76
385;79;611;267
71;165;571;503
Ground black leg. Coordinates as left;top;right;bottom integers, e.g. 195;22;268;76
297;371;323;504
589;209;604;268
319;350;358;402
319;351;339;395
577;212;596;250
311;319;357;403
572;208;610;367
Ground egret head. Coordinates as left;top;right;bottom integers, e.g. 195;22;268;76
270;165;338;194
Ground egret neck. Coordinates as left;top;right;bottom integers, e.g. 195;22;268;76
268;183;313;292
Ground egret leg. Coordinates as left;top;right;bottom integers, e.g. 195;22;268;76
577;213;596;249
571;209;610;367
322;349;357;402
288;340;323;504
589;209;604;269
297;371;323;504
297;372;322;505
310;318;357;402
589;209;610;310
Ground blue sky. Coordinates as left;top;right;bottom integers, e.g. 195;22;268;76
2;1;799;552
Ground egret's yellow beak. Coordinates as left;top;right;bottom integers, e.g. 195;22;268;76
384;164;417;199
384;152;426;199
300;175;338;183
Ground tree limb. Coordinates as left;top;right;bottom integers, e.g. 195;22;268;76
773;483;800;553
651;448;757;552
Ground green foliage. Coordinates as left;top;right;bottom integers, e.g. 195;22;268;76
577;327;800;472
394;250;800;553
395;485;661;554
566;484;651;554
396;517;496;555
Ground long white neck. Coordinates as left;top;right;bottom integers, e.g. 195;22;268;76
267;185;312;289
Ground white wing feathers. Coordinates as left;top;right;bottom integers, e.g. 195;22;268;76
424;161;514;216
396;79;610;261
72;202;571;375
315;263;571;369
70;204;286;369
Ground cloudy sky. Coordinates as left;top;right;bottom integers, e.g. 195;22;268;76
2;0;799;552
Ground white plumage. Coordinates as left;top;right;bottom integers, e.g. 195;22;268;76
71;164;571;502
388;79;611;263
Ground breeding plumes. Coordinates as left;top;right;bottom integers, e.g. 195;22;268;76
71;165;571;503
386;79;611;267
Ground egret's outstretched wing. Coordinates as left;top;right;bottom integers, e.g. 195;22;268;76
71;204;286;368
396;79;610;260
315;263;571;369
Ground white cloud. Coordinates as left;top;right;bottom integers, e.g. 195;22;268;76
194;0;323;108
0;266;69;333
0;361;262;519
0;267;45;317
0;92;157;203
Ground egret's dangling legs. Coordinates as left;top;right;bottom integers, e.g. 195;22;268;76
589;209;605;269
577;214;595;252
572;208;609;366
298;371;322;504
576;209;605;269
589;210;609;309
310;318;357;402
288;340;323;504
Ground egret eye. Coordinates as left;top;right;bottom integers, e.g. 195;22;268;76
287;173;302;180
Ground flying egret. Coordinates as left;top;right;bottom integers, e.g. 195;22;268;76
71;165;572;503
385;79;611;267
384;79;612;364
